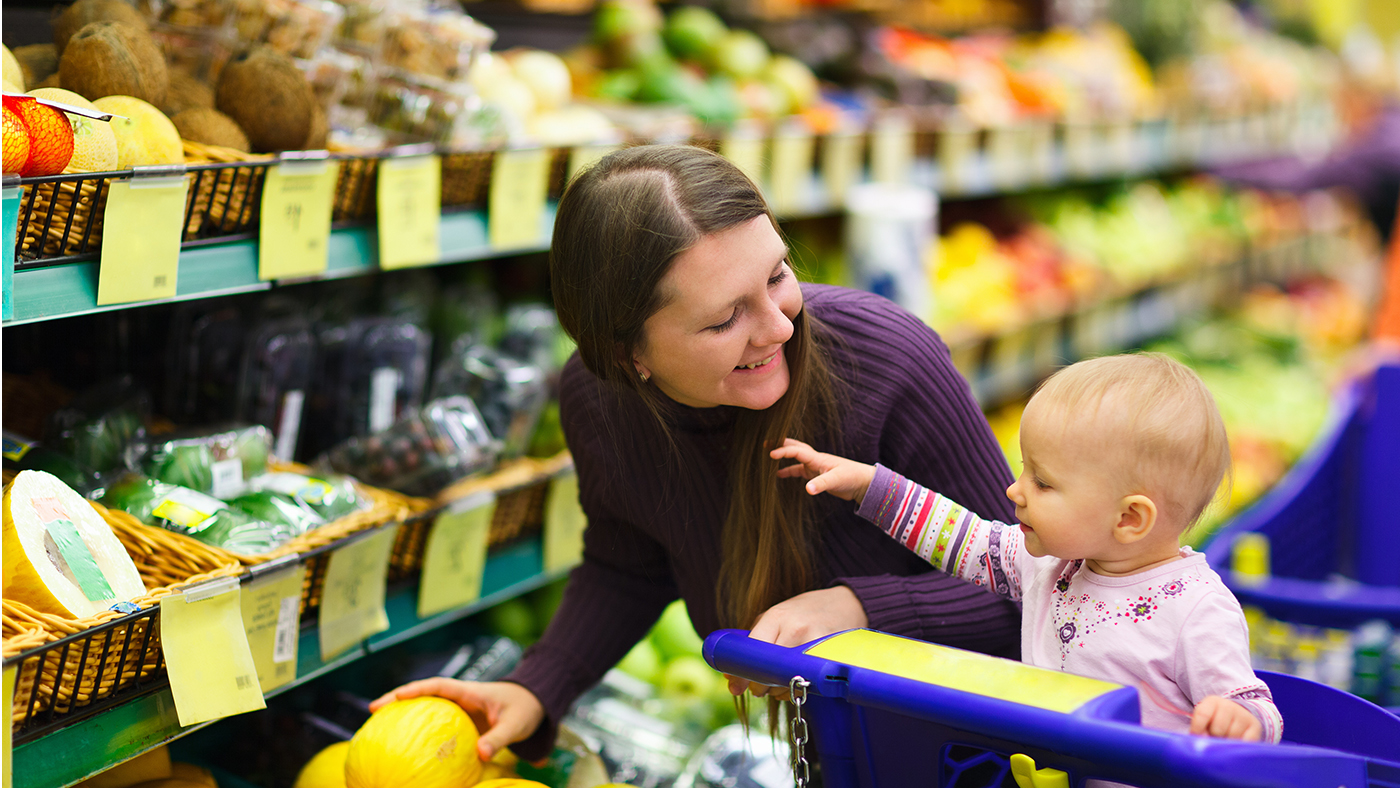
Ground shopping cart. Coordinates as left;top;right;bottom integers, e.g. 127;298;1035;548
704;628;1400;788
1202;363;1400;627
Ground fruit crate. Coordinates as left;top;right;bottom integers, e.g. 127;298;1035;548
12;159;276;268
705;628;1400;788
1203;363;1400;628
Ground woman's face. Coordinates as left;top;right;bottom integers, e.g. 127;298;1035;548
634;215;802;410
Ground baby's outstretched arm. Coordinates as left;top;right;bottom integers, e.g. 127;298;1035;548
770;439;876;503
1190;696;1263;742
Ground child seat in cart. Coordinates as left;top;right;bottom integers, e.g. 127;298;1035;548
1202;363;1400;628
703;628;1400;788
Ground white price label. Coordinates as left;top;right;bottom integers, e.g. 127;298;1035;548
275;390;305;461
212;458;244;499
273;595;299;663
369;367;400;433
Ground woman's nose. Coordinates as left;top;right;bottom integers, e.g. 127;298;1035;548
755;293;794;346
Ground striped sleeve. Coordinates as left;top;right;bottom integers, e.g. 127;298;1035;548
1228;689;1285;744
856;464;1025;601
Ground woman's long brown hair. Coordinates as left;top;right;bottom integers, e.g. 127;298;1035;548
549;144;841;637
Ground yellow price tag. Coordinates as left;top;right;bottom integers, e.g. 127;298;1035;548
489;148;551;250
938;125;976;193
418;492;494;618
768;129;814;216
259;157;337;280
821;132;861;206
568;144;619;184
871;118;914;185
241;561;306;694
97;172;188;306
160;577;266;726
377;154;441;270
987;125;1027;189
2;664;14;788
721;131;766;187
1027;121;1054;183
543;473;586;573
1064;122;1097;178
1106;119;1135;172
989;326;1032;387
319;525;399;661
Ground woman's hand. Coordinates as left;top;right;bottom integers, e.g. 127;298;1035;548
770;438;876;503
370;678;546;761
725;586;870;700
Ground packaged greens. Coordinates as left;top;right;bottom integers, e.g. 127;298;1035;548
101;475;296;554
246;470;367;522
320;395;498;496
140;425;273;499
2;432;105;498
45;377;150;475
237;316;316;463
430;342;548;460
226;490;324;536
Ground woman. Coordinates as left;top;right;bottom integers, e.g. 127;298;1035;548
372;145;1020;761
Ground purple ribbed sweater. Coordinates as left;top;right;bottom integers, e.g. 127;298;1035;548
504;284;1020;758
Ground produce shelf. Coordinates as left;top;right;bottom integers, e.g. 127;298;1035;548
8;537;563;788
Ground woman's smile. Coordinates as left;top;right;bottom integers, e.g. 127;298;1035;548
735;349;782;373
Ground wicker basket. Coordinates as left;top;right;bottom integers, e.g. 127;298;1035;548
332;155;379;223
17;173;112;261
440;150;495;210
1;500;243;734
181;141;275;240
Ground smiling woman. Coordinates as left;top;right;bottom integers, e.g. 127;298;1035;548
370;145;1024;764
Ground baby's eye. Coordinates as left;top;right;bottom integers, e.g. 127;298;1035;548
1033;478;1051;490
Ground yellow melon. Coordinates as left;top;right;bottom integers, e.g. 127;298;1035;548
91;95;182;167
27;87;118;172
472;781;551;788
294;741;349;788
345;697;484;788
3;44;25;92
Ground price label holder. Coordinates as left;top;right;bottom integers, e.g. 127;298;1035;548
1027;121;1055;184
376;146;440;270
1106;119;1135;173
987;124;1028;190
160;576;266;726
2;662;14;788
259;151;336;280
319;524;399;661
241;555;306;694
821;130;862;207
938;122;976;194
97;165;188;306
489;146;551;251
568;142;621;184
721;123;766;188
543;472;586;573
418;491;494;618
1063;121;1097;179
870;114;914;185
768;122;814;216
2;177;20;322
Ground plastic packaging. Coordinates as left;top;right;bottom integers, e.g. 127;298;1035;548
138;425;274;499
430;343;548;461
320;395;498;496
379;6;494;84
238;317;315;463
44;377;150;476
229;0;345;60
246;469;367;522
225;489;324;535
676;725;794;788
141;0;233;31
500;303;564;376
3;431;105;498
102;475;296;554
296;48;380;150
305;316;432;459
151;23;239;85
368;72;474;146
563;671;700;787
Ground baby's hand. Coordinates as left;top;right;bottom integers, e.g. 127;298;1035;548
1189;696;1262;741
770;438;876;503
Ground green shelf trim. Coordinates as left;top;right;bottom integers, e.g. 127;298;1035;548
5;206;557;326
11;538;560;788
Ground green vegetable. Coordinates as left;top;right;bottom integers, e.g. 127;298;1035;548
246;471;367;521
227;491;323;536
150;445;215;493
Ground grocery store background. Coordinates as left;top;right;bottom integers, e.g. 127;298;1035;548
3;0;1400;785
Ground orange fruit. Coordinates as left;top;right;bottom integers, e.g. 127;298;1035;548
27;88;118;172
7;95;75;176
3;104;29;174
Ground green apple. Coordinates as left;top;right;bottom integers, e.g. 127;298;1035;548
616;637;663;684
485;598;538;645
650;600;705;660
663;5;727;63
713;29;769;81
659;654;722;703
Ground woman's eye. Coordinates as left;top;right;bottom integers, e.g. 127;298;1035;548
708;311;739;332
768;265;789;287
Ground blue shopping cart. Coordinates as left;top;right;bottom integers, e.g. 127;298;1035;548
704;628;1400;788
1202;363;1400;628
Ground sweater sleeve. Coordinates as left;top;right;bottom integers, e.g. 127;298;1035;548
1175;591;1284;744
815;288;1021;657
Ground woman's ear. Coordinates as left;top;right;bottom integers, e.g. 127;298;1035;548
1113;495;1158;544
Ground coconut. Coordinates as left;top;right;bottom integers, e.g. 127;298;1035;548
35;73;64;89
53;0;148;55
14;44;59;87
163;69;215;116
60;21;168;107
215;47;314;153
304;102;328;150
172;107;250;151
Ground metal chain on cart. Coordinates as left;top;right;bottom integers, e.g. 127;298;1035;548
789;675;811;788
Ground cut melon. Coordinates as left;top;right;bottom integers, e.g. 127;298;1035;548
3;470;145;617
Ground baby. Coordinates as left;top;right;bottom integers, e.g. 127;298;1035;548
772;353;1282;742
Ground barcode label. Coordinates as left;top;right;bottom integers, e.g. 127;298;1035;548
369;367;400;433
211;458;244;499
273;596;299;663
235;675;253;689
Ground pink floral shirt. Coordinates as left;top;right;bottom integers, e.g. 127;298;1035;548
856;464;1283;742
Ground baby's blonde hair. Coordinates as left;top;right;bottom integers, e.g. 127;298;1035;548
1031;353;1230;529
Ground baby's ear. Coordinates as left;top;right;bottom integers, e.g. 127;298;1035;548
1113;495;1158;544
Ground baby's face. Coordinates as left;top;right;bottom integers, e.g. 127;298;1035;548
1005;398;1129;561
